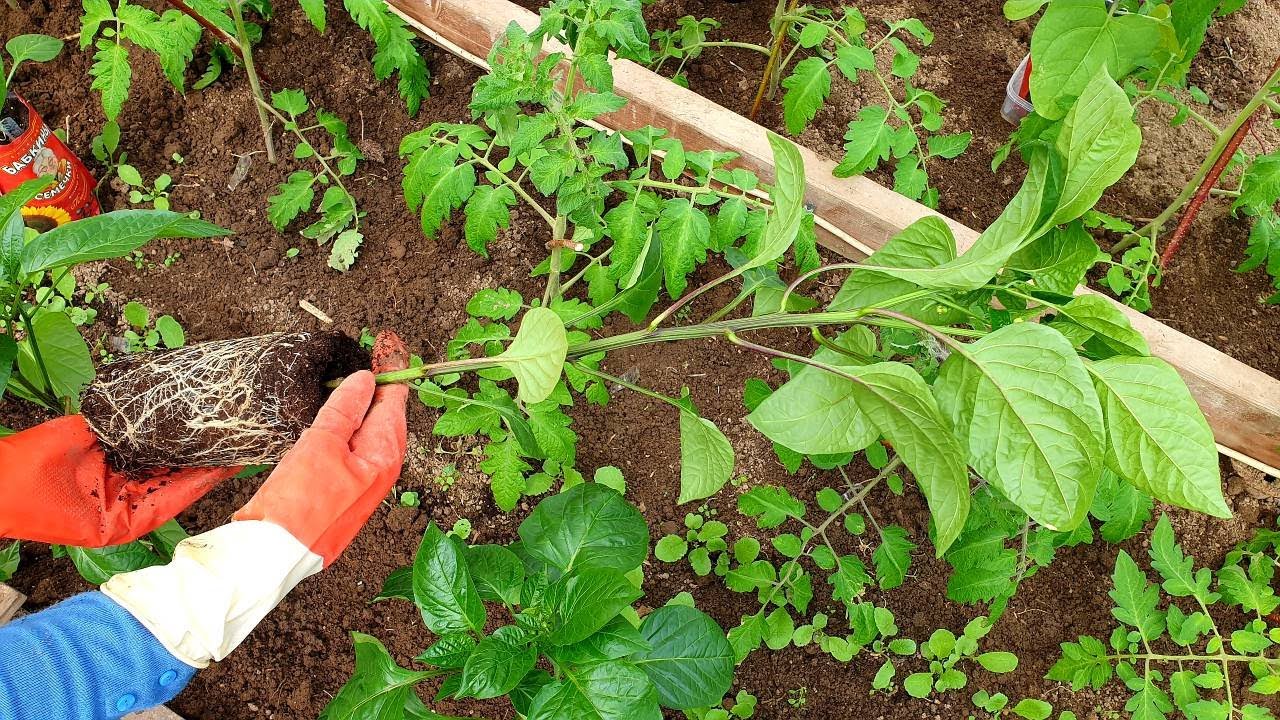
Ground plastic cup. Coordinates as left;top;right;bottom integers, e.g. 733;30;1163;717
1002;54;1034;124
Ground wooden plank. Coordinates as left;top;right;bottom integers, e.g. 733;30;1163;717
386;0;1280;474
0;584;25;625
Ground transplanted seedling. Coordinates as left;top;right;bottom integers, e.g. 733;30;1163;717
329;481;736;719
120;300;186;353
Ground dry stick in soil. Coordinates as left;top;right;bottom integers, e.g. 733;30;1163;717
1159;53;1280;268
749;0;802;120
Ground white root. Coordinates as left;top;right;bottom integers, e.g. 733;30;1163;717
81;332;334;469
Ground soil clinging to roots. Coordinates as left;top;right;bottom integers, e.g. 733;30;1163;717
81;331;355;470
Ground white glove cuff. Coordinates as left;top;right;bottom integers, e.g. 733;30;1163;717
101;520;324;668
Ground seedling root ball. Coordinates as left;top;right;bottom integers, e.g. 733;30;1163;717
81;331;359;470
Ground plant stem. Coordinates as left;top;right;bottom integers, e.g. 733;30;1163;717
15;304;61;409
161;0;270;84
558;246;612;294
749;0;802;119
570;362;686;411
1116;54;1280;259
258;102;355;228
228;0;276;163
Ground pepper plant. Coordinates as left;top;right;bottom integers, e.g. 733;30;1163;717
1049;516;1280;719
324;482;736;719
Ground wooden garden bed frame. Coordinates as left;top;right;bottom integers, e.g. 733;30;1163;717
385;0;1280;475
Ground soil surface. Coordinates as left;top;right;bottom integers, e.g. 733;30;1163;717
2;1;1279;719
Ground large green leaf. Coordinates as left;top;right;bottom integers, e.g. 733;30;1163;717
0;177;52;281
1048;295;1150;358
318;633;434;720
17;310;94;406
1048;68;1145;226
545;567;643;646
1088;356;1229;518
465;544;524;606
678;409;734;505
21;211;229;274
714;132;804;280
656;198;711;298
842;363;969;554
933;323;1105;530
830;216;964;323
1029;0;1176;119
458;626;538;700
494;307;567;404
747;342;877;455
518;483;649;574
1005;221;1103;296
633;606;734;710
525;661;662;720
65;542;162;584
412;523;486;634
781;56;832;135
0;335;17;403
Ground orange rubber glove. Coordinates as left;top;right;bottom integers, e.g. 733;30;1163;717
0;416;238;547
232;330;410;565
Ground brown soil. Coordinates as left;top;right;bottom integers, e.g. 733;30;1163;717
81;331;355;469
1;1;1278;720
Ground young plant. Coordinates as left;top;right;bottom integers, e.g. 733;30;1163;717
90;120;126;185
656;6;970;207
116;159;179;210
0;33;64;104
686;689;757;720
1049;515;1280;720
292;0;430;116
970;692;1076;720
0;541;19;583
262;88;367;269
120;300;186;353
327;481;736;719
0;177;229;412
81;0;204;121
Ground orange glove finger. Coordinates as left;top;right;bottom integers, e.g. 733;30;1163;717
307;370;376;443
351;331;410;467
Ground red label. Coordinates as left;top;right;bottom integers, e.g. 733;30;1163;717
0;93;100;230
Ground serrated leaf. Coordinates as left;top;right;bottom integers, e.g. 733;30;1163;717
268;171;317;231
463;185;516;257
738;486;805;529
873;525;914;590
781;57;832;135
90;40;131;122
344;0;431;114
657;198;711;298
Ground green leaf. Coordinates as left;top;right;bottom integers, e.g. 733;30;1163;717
926;132;972;159
122;301;149;329
89;40;130;122
634;606;734;710
934;323;1105;531
781;57;832;135
519;483;649;574
493;307;567;404
66;542;162;584
1012;699;1053;720
298;0;326;31
481;435;530;512
657;198;711;298
976;651;1019;673
1235;155;1280;217
546;567;643;646
1004;0;1049;20
1088;356;1229;518
735;133;806;274
834;44;875;83
763;606;794;650
373;567;413;604
344;0;431;115
412;523;486;634
873;525;914;589
1029;0;1176;119
467;288;523;321
1109;550;1165;642
154;315;185;348
0;541;18;583
903;672;933;698
6;34;64;65
459;626;537;699
318;633;433;720
654;535;687;562
18;310;94;405
271;88;309;116
738;485;806;529
328;229;364;272
463;184;517;257
22;211;228;274
525;661;661;720
1049;295;1150;358
833;106;891;177
840;362;969;554
1218;563;1280;615
267;171;317;231
747;343;876;455
1090;469;1153;543
1007;221;1103;296
678;409;734;504
465;544;524;606
1047;635;1112;690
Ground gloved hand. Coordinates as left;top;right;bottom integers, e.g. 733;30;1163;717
102;330;410;667
0;416;239;547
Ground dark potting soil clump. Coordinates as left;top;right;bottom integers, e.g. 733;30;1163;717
81;331;364;470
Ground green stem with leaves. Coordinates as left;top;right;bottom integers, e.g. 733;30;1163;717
227;0;275;163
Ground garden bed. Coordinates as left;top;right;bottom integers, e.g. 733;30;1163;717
2;1;1279;719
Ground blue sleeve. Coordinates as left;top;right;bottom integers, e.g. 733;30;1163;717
0;591;197;720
